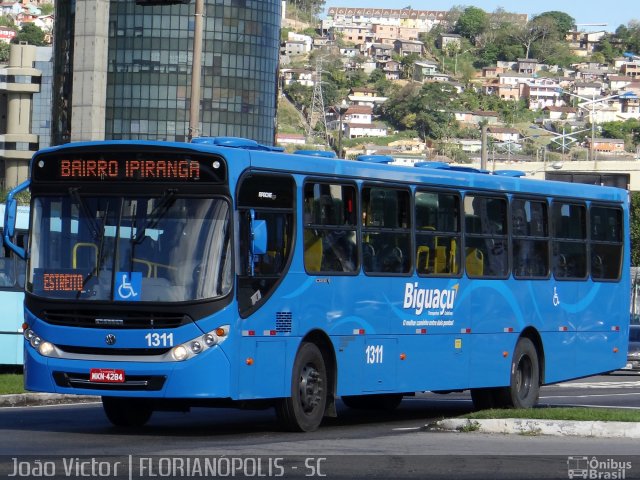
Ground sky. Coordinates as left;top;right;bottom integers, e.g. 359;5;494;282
322;1;639;33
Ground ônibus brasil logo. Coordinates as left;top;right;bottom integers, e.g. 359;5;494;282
403;282;459;315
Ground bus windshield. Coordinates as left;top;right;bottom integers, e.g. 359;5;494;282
28;194;232;302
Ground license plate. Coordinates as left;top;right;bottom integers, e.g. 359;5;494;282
89;368;125;383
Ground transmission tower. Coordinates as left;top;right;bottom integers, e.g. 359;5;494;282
307;59;328;144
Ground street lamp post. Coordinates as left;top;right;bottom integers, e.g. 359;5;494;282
537;125;591;161
556;89;632;162
188;0;204;141
526;161;564;178
454;47;472;76
335;100;348;158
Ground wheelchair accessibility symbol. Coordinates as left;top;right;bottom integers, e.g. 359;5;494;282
114;272;142;301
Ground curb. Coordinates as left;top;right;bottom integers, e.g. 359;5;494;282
427;418;640;438
0;393;99;408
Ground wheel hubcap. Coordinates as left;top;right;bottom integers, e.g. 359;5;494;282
299;363;322;414
516;355;532;399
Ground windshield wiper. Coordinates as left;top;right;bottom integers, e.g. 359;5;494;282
75;199;111;299
132;189;178;244
69;187;101;240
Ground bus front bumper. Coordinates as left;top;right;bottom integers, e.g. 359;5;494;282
23;342;233;399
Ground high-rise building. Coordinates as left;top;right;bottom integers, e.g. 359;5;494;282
0;44;52;189
52;0;282;145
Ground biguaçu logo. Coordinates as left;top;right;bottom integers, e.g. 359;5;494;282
403;282;459;315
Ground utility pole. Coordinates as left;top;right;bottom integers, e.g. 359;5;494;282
188;0;204;141
480;124;488;170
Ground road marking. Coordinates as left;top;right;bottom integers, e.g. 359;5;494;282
553;381;640;389
541;392;640;399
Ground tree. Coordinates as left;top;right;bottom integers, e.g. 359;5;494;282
283;82;312;113
12;24;47;46
532;11;575;37
455;6;489;44
594;37;621;63
511;16;556;59
40;3;54;16
0;16;15;28
382;82;459;140
614;20;640;56
399;53;421;80
0;42;9;62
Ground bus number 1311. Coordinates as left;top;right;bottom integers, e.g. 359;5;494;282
366;345;383;364
145;332;174;347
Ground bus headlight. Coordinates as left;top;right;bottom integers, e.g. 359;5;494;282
167;325;229;362
38;341;55;356
24;329;58;358
30;334;42;348
170;345;189;361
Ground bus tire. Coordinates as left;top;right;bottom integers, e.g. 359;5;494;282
341;394;403;410
496;337;540;409
101;397;153;427
276;342;327;432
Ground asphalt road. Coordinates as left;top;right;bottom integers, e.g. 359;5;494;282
1;372;639;479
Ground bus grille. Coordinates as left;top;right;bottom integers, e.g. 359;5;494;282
41;310;191;329
275;311;292;333
53;371;166;391
56;345;172;356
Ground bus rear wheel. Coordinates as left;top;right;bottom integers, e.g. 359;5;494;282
276;342;327;432
101;397;153;427
496;337;540;409
341;394;403;410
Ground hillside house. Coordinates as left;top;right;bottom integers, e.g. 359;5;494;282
543;106;578;121
393;39;424;57
487;127;520;143
586;138;626;154
345;122;387;138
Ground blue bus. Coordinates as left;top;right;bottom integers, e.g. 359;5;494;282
4;137;630;431
0;203;28;367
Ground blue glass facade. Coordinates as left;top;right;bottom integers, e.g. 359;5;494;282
52;0;281;145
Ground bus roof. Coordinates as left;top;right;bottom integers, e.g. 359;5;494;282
30;138;628;204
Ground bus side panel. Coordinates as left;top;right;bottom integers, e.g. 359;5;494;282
395;334;469;392
334;335;366;395
467;333;517;388
237;338;287;399
539;331;576;384
575;331;627;377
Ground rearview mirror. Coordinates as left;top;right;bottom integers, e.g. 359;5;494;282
3;180;29;259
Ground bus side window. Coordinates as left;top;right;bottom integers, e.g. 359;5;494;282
464;195;507;278
362;186;411;275
512;198;549;279
303;182;357;274
552;202;587;279
590;206;623;280
415;191;460;277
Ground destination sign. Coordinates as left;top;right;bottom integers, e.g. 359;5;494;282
32;151;226;184
60;159;200;180
32;268;93;297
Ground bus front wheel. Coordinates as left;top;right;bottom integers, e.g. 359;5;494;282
497;337;540;409
101;397;153;427
276;342;327;432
